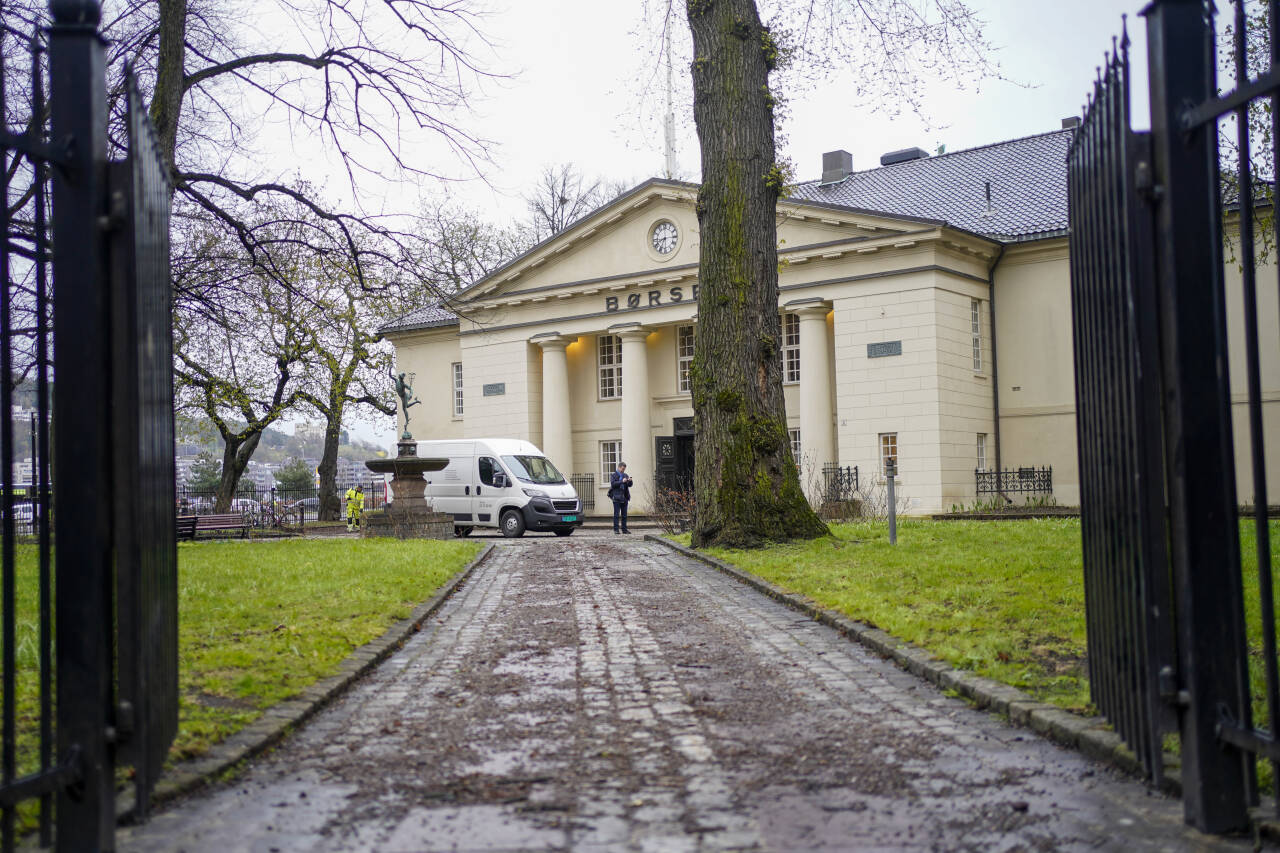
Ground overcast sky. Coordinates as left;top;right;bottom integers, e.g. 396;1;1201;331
316;0;1151;448
453;0;1149;217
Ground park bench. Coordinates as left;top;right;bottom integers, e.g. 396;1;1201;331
188;513;249;539
175;515;197;541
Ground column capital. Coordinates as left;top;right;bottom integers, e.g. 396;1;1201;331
609;322;650;342
784;298;832;319
530;332;571;351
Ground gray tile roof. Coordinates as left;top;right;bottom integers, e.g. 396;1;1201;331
380;303;458;335
384;131;1071;332
789;129;1073;241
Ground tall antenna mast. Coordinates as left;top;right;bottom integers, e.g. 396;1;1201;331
663;13;678;179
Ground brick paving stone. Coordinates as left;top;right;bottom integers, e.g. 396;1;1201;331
120;539;1256;852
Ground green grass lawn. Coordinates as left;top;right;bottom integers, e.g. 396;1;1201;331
173;537;481;761
678;517;1280;720
9;537;481;785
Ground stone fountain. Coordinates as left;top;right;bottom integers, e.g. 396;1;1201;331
361;371;454;539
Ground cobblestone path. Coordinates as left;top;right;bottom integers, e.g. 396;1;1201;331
121;537;1250;852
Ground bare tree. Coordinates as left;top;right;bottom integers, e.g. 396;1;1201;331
170;204;314;510
417;194;530;296
522;164;627;243
295;254;397;521
90;0;503;309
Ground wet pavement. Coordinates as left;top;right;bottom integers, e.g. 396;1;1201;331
120;536;1254;852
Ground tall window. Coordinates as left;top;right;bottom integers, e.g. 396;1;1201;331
677;325;695;393
879;432;899;477
782;314;800;383
971;299;983;372
452;362;464;417
976;433;987;472
789;428;802;467
600;440;622;481
598;334;622;399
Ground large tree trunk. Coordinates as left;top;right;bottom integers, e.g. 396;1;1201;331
214;432;261;512
317;403;344;521
686;0;827;548
150;0;188;175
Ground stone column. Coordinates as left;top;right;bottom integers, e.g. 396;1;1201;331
533;334;574;476
792;302;835;498
615;325;653;513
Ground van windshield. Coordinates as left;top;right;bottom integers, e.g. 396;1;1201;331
501;455;565;485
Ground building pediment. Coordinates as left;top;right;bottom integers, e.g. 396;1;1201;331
452;180;980;316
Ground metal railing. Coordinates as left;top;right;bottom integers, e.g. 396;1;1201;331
176;479;387;526
821;464;859;503
974;467;1053;496
1067;24;1173;796
1069;0;1280;833
0;11;180;846
569;474;595;511
1146;0;1279;829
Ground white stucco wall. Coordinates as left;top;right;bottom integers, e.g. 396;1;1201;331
991;239;1080;506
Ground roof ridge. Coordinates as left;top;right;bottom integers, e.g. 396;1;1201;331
793;127;1076;187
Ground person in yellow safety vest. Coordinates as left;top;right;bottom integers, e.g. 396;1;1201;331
345;484;365;532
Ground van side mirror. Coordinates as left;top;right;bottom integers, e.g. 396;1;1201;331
494;473;507;489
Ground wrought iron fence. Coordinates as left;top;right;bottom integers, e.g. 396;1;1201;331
974;466;1053;496
176;479;388;526
569;474;594;511
0;7;180;847
1144;0;1280;830
1067;23;1174;795
821;464;859;503
1069;0;1280;833
1;23;57;849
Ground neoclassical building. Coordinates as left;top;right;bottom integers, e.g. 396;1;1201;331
383;123;1278;515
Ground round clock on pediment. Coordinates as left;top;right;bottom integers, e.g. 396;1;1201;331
650;220;679;256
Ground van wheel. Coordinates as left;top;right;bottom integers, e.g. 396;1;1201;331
500;510;525;538
553;528;573;537
454;526;473;538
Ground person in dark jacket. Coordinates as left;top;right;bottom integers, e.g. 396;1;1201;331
609;462;633;534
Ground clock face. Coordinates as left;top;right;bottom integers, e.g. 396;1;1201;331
651;220;678;255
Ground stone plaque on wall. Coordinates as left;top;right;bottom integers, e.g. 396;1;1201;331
482;382;506;396
867;341;903;359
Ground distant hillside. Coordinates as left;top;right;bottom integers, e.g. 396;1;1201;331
175;416;390;464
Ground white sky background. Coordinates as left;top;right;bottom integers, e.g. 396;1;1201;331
269;0;1152;448
461;0;1150;214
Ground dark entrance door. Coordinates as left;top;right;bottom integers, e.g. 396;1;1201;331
674;417;694;491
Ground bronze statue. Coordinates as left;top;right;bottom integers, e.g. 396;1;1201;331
392;368;421;439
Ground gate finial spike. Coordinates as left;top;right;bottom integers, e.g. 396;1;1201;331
48;0;100;26
1121;14;1130;53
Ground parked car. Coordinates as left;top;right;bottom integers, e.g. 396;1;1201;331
182;497;213;513
228;498;261;520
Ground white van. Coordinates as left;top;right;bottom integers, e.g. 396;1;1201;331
418;438;583;538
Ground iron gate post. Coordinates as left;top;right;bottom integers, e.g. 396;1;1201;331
1143;0;1253;833
47;0;115;849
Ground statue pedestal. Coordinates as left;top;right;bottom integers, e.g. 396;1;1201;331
362;445;452;540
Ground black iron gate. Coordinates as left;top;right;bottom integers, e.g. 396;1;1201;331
1066;24;1176;789
0;2;178;850
1071;0;1280;834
